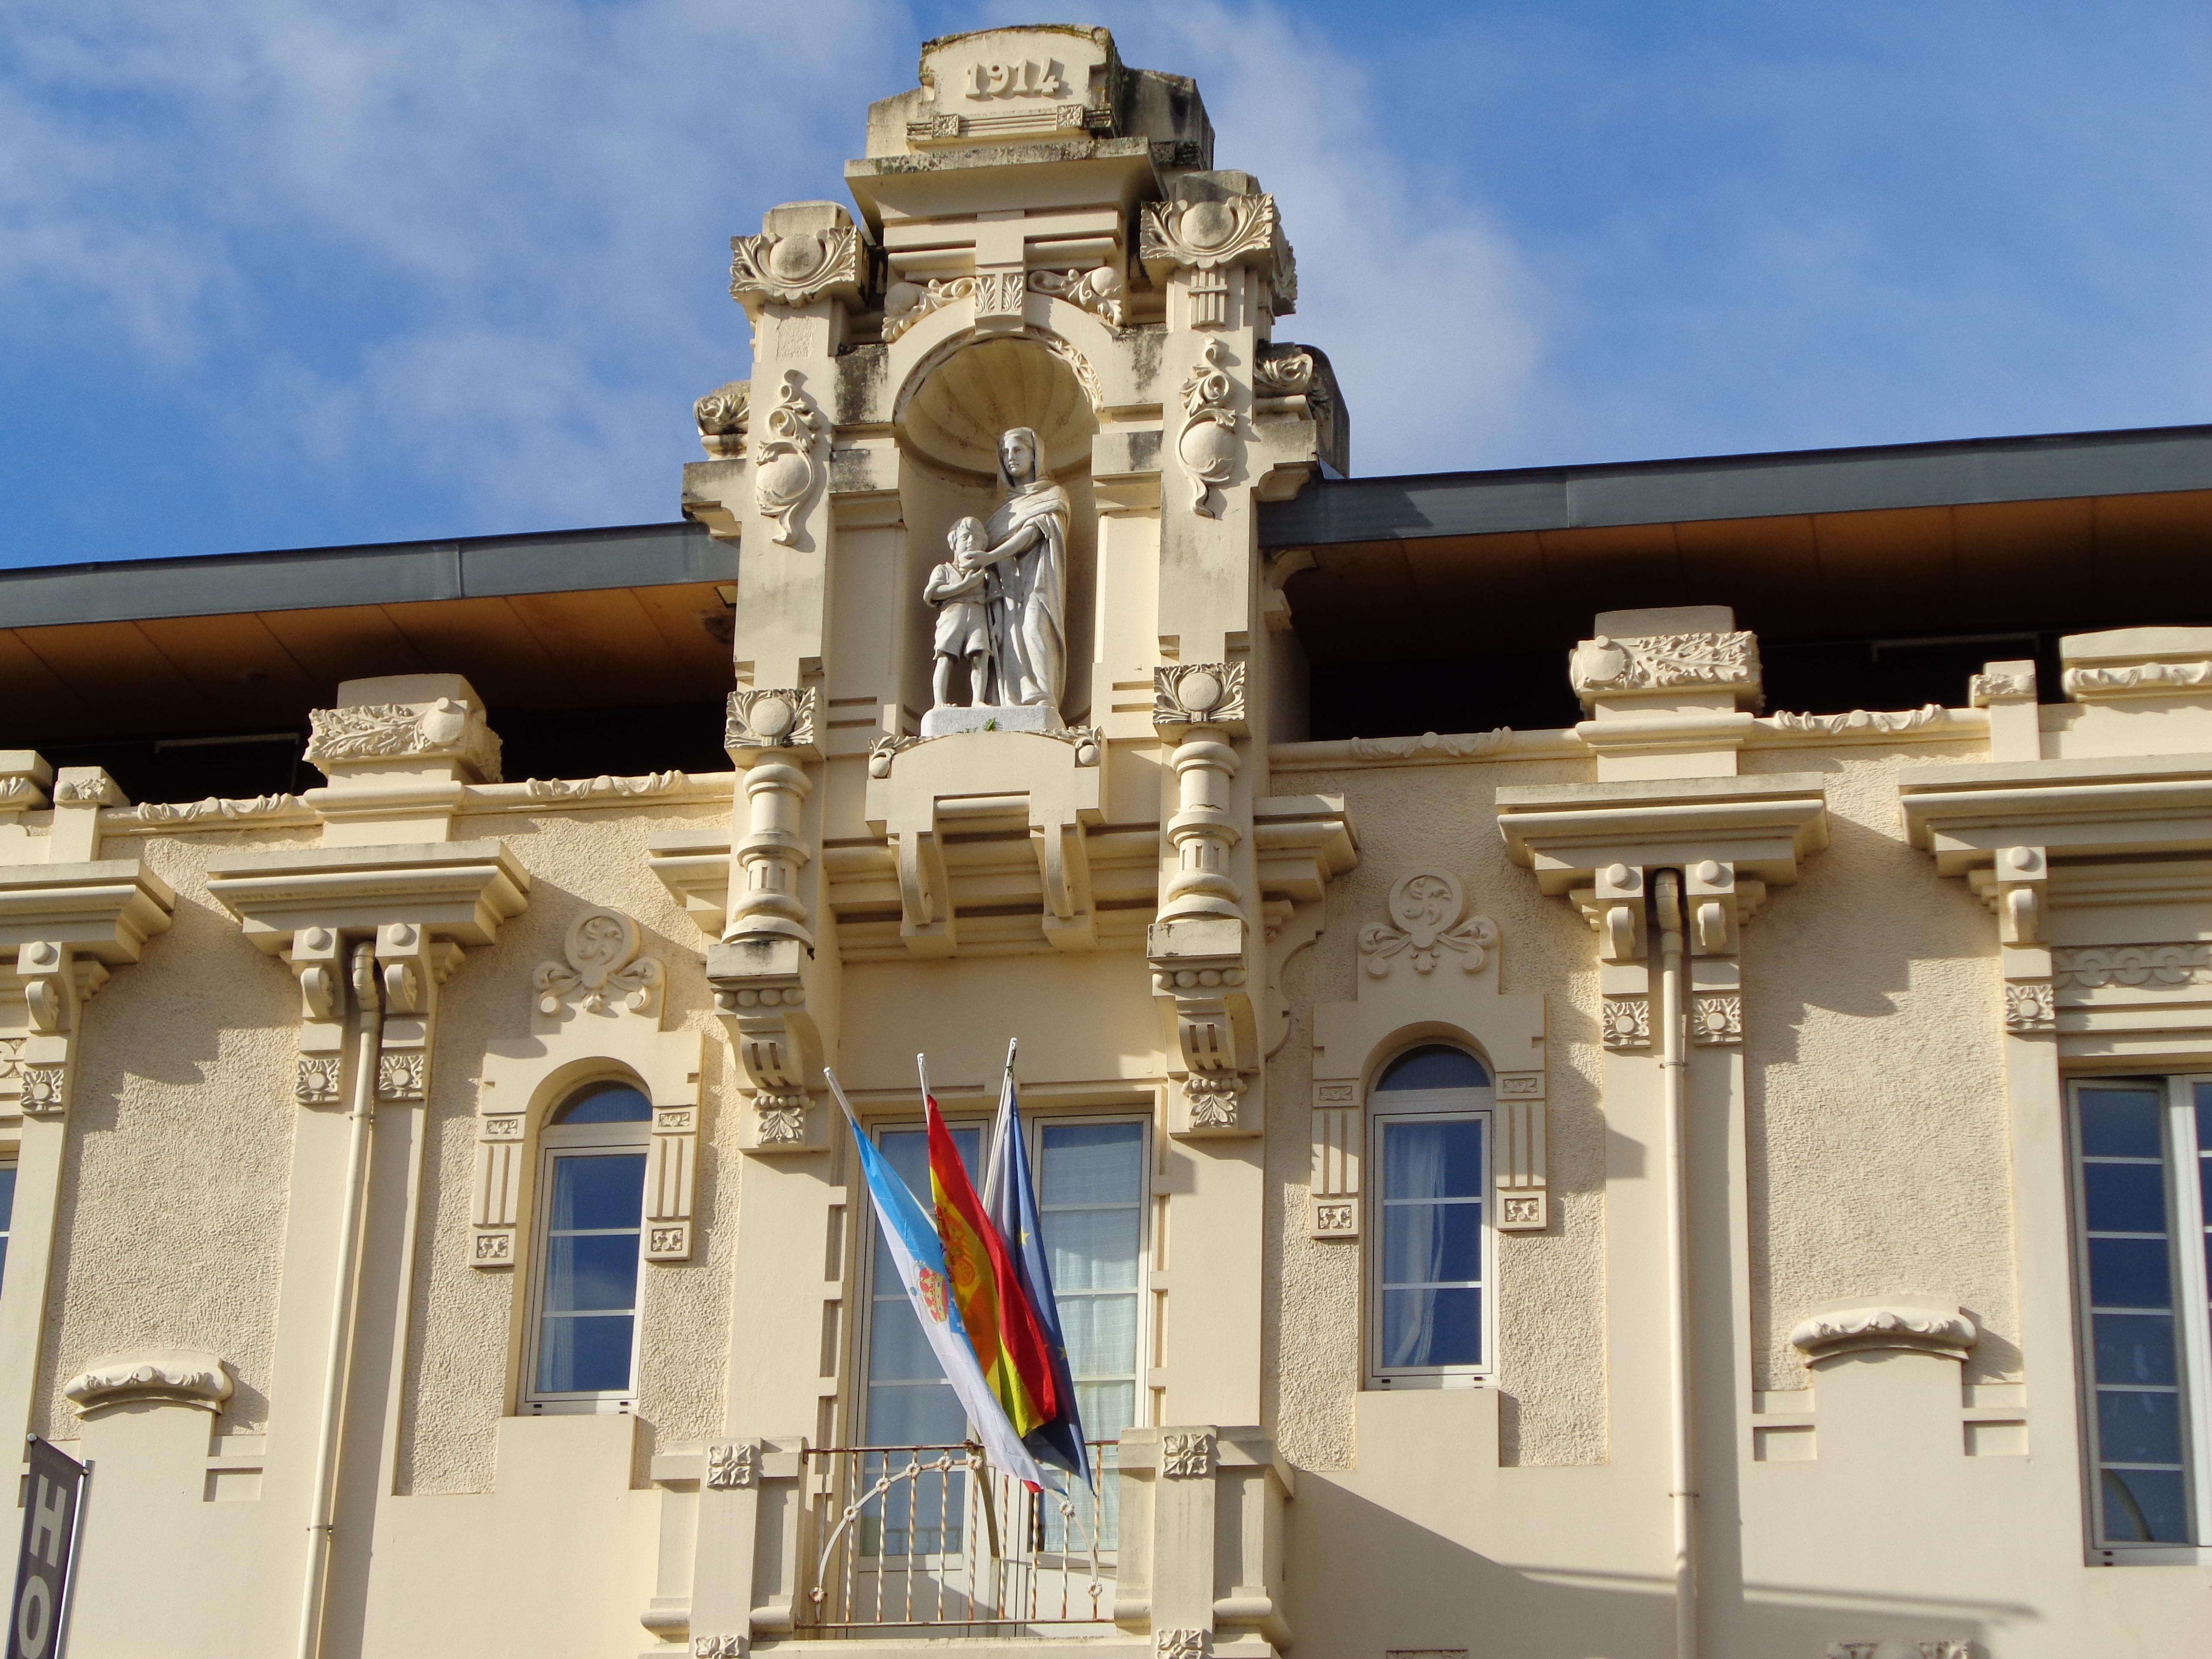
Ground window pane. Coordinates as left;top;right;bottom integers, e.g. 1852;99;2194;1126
866;1381;968;1447
1382;1200;1483;1284
2088;1237;2172;1309
2078;1089;2164;1158
2094;1313;2178;1386
1382;1121;1483;1200
545;1233;642;1314
867;1293;941;1382
0;1165;16;1229
860;1122;982;1449
2084;1162;2168;1234
549;1153;647;1230
2102;1468;2192;1544
536;1312;634;1394
1058;1292;1138;1376
1040;1122;1142;1206
1045;1206;1139;1290
553;1083;653;1124
1382;1287;1482;1368
1076;1379;1136;1441
2097;1389;2185;1465
1376;1045;1489;1092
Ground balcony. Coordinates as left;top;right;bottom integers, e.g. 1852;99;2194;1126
658;1427;1291;1657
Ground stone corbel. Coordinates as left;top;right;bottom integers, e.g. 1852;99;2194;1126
0;857;176;1121
707;935;822;1157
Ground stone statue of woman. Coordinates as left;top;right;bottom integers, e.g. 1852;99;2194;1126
966;426;1069;718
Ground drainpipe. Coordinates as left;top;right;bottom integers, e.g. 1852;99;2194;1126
1653;870;1697;1659
296;940;382;1659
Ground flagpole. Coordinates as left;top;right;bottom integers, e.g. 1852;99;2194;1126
984;1039;1018;1207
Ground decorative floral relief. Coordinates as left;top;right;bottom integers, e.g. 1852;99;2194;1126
0;1036;21;1084
726;687;817;753
472;1230;514;1265
1358;872;1498;977
754;371;823;547
1969;669;2036;706
63;1353;233;1415
1153;661;1246;727
1252;344;1323;400
1791;1304;1977;1363
1155;1632;1209;1659
694;381;750;459
1177;340;1238;516
51;773;125;806
306;699;502;782
692;1636;745;1659
1601;996;1651;1051
1690;994;1743;1045
376;1051;426;1101
706;1441;758;1490
523;772;694;801
755;1104;809;1146
1347;729;1513;762
1311;1200;1357;1236
535;910;664;1017
1184;1075;1243;1128
1161;1431;1215;1478
1826;1643;1971;1659
729;225;862;308
2063;660;2212;698
1766;705;1947;736
20;1063;66;1115
1569;632;1759;698
2053;943;2212;989
0;778;44;808
115;793;305;827
1498;1194;1547;1230
2003;981;2057;1032
1140;192;1278;273
881;276;975;343
295;1055;342;1106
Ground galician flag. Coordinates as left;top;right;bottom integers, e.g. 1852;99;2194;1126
824;1070;1050;1492
983;1042;1091;1483
922;1058;1062;1440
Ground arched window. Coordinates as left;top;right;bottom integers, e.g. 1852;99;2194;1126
1370;1044;1494;1387
526;1080;652;1413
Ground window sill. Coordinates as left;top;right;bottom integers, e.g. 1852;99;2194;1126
2090;1544;2212;1566
523;1398;636;1416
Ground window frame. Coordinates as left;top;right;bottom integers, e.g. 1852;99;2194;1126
851;1109;1154;1451
521;1089;652;1417
2067;1072;2212;1561
1367;1047;1496;1392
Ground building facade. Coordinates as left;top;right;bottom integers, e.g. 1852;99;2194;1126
5;23;2212;1659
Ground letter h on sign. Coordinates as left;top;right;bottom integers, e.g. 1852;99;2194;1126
8;1438;88;1659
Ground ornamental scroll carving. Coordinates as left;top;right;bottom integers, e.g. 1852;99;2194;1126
725;687;817;753
1767;705;1948;736
2063;660;2212;699
1569;631;1760;699
305;697;503;782
1140;191;1280;328
2054;943;2212;989
64;1350;233;1415
1827;1643;1972;1659
1969;668;2036;706
694;381;750;459
1347;729;1513;762
1177;340;1237;517
754;371;823;547
1790;1302;1977;1364
1358;873;1497;978
535;910;665;1018
1026;265;1124;326
1153;661;1246;728
729;225;863;309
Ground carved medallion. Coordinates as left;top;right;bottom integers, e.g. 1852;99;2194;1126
1358;873;1498;977
535;910;664;1018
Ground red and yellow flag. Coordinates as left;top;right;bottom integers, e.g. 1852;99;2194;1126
925;1092;1060;1438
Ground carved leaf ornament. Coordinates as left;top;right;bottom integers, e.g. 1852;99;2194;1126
1358;873;1498;977
306;698;502;781
729;225;862;307
1569;631;1759;698
754;371;823;547
1178;340;1237;517
536;910;664;1016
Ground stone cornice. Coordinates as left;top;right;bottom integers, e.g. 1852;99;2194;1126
0;860;177;961
1899;752;2212;874
1495;772;1830;896
205;841;530;951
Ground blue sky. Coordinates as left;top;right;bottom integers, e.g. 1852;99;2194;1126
3;0;2207;566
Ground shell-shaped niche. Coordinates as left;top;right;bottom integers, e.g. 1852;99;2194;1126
899;336;1096;480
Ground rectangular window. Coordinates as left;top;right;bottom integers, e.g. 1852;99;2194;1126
2070;1077;2212;1554
1370;1104;1490;1386
526;1144;647;1410
0;1162;15;1292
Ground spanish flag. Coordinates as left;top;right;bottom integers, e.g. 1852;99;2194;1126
924;1073;1061;1440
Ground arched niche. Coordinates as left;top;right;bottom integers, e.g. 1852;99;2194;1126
891;330;1100;726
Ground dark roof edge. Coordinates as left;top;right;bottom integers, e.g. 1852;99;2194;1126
0;520;733;630
1260;421;2212;549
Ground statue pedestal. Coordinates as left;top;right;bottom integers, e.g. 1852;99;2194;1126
919;704;1063;739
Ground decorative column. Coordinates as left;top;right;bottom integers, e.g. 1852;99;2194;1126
1150;663;1259;1134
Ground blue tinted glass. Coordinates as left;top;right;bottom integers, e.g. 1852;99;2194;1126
0;1237;9;1290
1039;1121;1143;1207
878;1124;981;1207
1376;1045;1489;1091
2079;1090;2163;1158
2085;1163;2169;1234
536;1312;634;1393
868;1291;940;1382
2089;1238;2172;1309
0;1166;16;1230
866;1381;967;1446
2103;1468;2191;1544
2098;1389;2185;1465
1382;1202;1483;1284
2196;1081;2212;1145
1382;1287;1482;1367
550;1153;646;1230
1383;1121;1483;1199
544;1233;641;1314
2095;1313;2178;1386
553;1084;653;1124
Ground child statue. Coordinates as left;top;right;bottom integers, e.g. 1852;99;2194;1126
924;516;994;709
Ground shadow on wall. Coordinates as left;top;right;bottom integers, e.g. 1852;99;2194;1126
1288;1475;2030;1657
